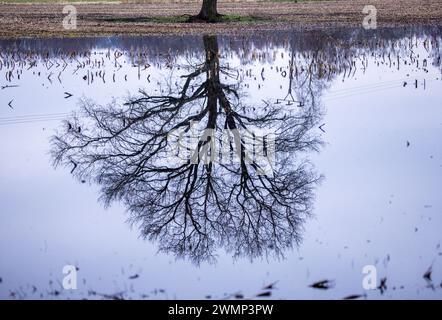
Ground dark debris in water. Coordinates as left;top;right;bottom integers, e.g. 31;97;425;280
378;277;387;295
343;293;366;300
88;290;125;300
48;290;61;296
256;291;272;297
262;281;278;290
309;280;335;290
64;92;73;99
423;266;432;282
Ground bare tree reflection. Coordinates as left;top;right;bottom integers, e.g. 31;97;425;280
51;36;323;264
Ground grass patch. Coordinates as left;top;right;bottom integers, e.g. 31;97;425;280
219;14;269;23
98;14;270;24
149;16;190;23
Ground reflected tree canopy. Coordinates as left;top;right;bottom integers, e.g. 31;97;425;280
51;35;323;264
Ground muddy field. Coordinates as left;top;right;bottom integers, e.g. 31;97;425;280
0;0;442;38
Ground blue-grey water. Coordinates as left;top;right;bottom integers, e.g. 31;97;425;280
0;26;442;299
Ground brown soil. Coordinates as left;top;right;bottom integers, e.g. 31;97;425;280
1;0;442;39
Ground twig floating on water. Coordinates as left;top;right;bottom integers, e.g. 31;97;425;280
262;281;278;290
1;84;19;90
256;291;272;297
343;293;366;300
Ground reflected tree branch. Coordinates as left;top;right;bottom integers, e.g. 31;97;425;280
51;36;323;264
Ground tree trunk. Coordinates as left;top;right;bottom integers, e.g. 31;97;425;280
195;0;220;22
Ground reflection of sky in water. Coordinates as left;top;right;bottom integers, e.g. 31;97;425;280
0;27;441;299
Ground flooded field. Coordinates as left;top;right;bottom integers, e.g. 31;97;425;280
0;26;441;299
